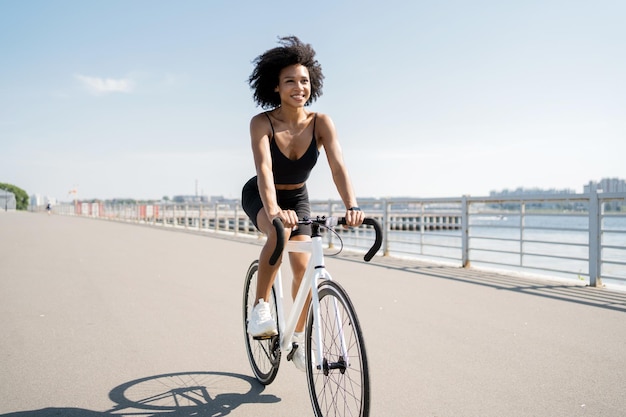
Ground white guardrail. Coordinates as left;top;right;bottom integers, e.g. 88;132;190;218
44;187;626;289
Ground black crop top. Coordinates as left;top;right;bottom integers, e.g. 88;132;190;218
266;112;320;184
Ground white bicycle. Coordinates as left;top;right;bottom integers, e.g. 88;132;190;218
243;216;382;417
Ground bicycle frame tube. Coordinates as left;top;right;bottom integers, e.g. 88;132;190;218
275;235;330;364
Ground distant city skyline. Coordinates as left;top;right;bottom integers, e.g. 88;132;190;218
26;176;625;205
491;177;626;195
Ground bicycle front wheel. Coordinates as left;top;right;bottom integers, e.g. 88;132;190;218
243;260;280;385
306;280;370;417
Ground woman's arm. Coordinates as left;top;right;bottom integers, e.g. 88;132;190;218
316;113;364;226
250;114;280;219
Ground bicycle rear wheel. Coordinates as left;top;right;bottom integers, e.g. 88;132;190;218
306;280;370;417
243;260;280;385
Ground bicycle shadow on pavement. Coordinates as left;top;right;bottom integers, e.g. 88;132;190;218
1;371;279;417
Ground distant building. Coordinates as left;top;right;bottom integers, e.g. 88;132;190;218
30;194;57;208
584;178;626;194
488;188;577;211
489;187;576;197
585;178;626;212
172;195;209;204
30;194;44;207
209;195;240;205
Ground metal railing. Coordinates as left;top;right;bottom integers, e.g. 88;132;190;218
47;188;626;288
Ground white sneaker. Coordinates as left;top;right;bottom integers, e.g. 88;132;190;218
292;332;307;372
247;299;278;338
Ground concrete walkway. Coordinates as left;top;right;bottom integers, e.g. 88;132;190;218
1;211;625;417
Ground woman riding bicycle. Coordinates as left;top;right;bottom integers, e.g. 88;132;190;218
242;36;364;371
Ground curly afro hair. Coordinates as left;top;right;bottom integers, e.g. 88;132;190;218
248;36;324;109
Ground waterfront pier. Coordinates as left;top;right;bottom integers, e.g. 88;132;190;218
1;211;625;417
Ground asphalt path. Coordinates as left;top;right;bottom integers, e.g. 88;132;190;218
1;211;625;416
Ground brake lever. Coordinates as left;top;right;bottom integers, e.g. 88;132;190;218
324;216;340;228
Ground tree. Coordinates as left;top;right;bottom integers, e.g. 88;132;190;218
0;183;29;210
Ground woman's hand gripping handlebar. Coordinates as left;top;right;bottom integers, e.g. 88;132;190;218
268;216;383;265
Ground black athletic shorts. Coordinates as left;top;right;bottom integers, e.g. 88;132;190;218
241;176;311;238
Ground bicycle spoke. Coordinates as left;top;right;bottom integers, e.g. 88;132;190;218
307;280;369;417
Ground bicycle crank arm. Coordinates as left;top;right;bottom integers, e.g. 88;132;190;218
286;342;299;362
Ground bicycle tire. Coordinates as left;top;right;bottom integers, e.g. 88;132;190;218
243;260;281;385
306;280;370;417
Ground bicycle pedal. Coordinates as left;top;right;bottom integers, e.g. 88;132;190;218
252;334;275;340
286;342;299;361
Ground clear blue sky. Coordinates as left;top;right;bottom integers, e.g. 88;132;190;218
2;0;624;202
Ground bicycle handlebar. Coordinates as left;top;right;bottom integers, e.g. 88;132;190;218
269;218;286;266
343;217;383;262
268;216;383;265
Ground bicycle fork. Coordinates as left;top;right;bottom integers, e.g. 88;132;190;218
273;236;350;371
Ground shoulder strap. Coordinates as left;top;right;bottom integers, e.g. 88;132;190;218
264;112;275;140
